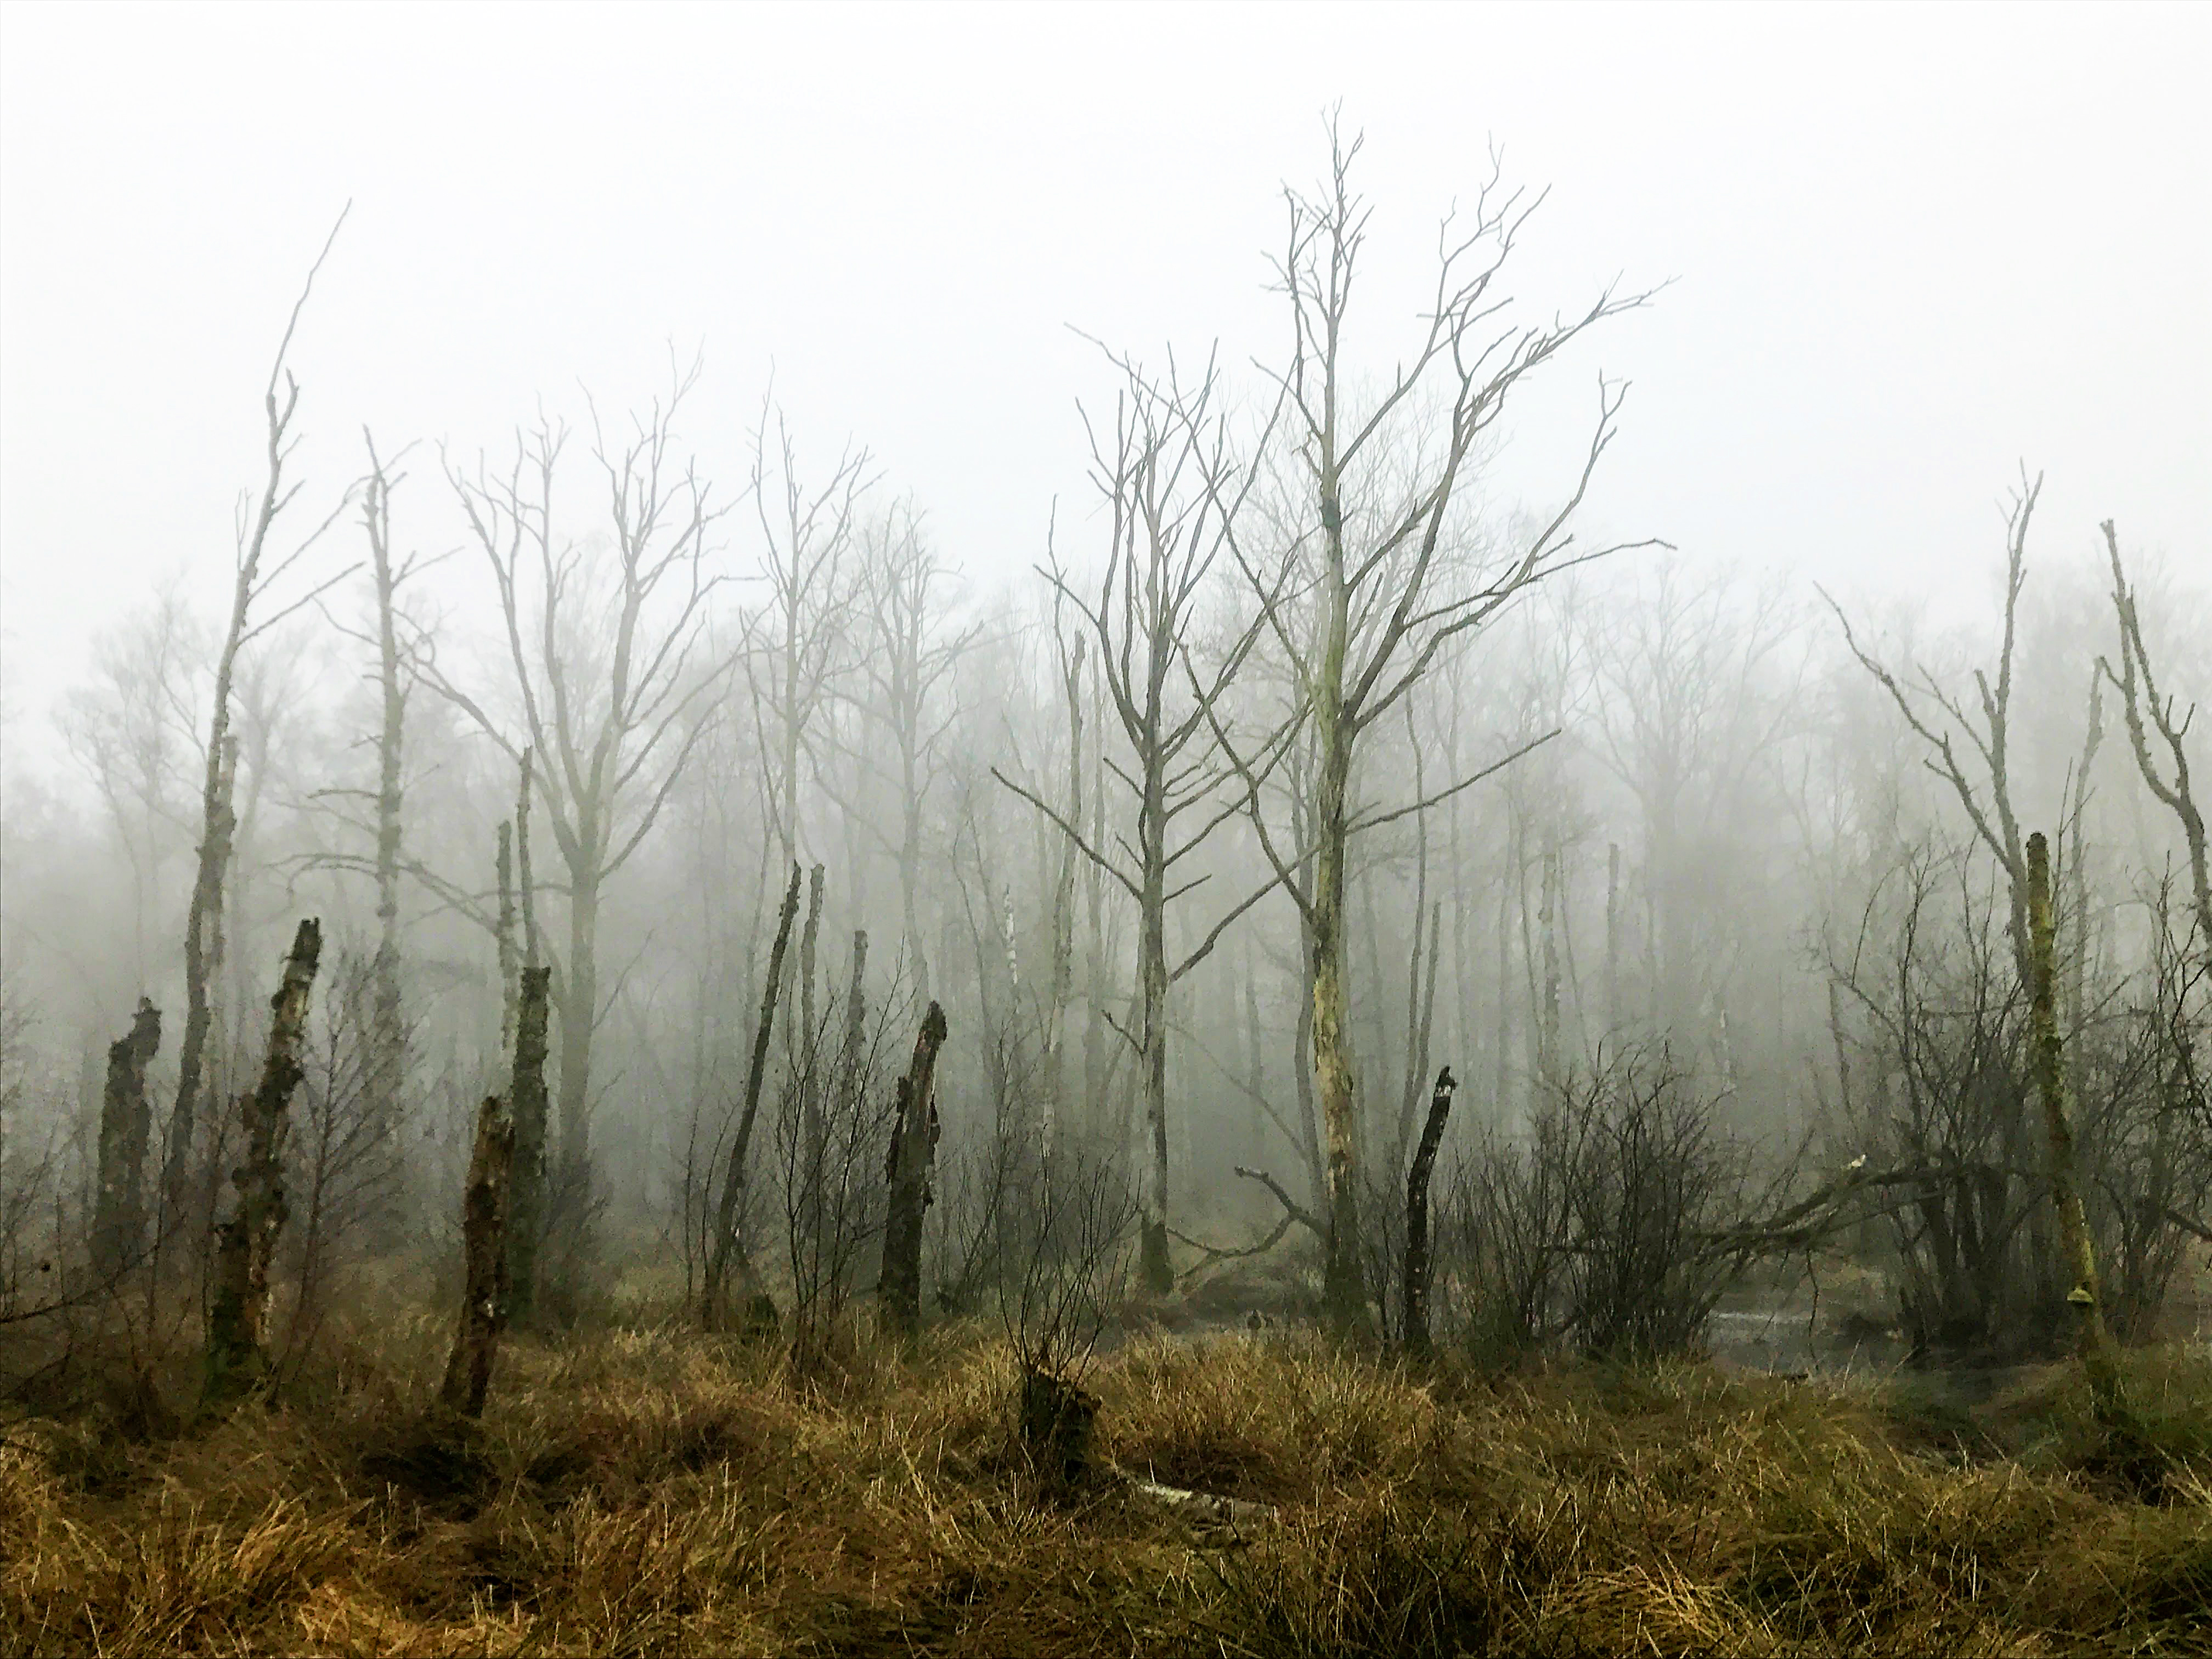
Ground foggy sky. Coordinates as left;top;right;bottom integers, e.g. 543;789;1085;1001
2;0;2207;772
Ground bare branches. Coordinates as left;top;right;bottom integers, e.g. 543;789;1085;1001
2100;520;2210;953
1819;470;2042;973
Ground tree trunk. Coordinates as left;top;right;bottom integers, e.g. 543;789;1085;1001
92;998;161;1278
707;862;802;1314
1045;636;1084;1164
440;1093;515;1418
368;473;408;1237
879;1000;949;1340
496;821;517;1052
1402;1066;1458;1359
204;917;323;1405
1311;718;1367;1331
505;966;552;1324
1138;843;1172;1294
2025;831;2125;1423
798;861;826;1251
166;731;236;1221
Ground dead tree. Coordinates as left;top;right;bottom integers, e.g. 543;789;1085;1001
2101;521;2210;955
357;438;419;1200
92;999;162;1277
748;401;871;879
204;917;324;1405
505;965;552;1324
997;346;1280;1294
2025;832;2125;1420
1401;1065;1457;1358
705;861;803;1316
879;1000;950;1340
848;504;981;1005
426;361;739;1261
1824;475;2042;981
165;216;357;1223
439;1093;516;1418
1213;126;1652;1328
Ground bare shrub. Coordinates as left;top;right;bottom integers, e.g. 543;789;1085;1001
1428;1051;1752;1362
999;1146;1137;1485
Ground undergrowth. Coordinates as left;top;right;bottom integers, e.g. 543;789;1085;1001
2;1309;2206;1656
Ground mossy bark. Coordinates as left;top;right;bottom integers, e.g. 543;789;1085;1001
2025;832;2125;1423
879;1001;949;1340
204;917;322;1406
504;966;552;1324
441;1094;515;1417
1401;1066;1458;1359
92;998;161;1278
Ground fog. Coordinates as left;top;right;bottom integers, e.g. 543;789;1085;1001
2;2;2209;1368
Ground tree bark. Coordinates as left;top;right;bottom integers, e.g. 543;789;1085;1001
504;965;552;1324
364;453;408;1234
92;998;162;1278
1402;1066;1458;1359
879;1000;949;1340
204;917;323;1405
707;861;803;1313
496;820;517;1052
166;732;235;1218
2025;831;2125;1423
440;1093;515;1417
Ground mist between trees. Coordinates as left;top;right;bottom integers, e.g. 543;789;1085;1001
2;124;2207;1423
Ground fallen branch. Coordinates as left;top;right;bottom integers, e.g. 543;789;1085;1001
1232;1165;1325;1238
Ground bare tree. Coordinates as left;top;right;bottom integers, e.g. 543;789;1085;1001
747;399;871;878
166;215;358;1222
2100;521;2209;954
848;504;980;1003
1215;125;1655;1327
426;362;740;1264
998;346;1280;1293
1824;473;2044;981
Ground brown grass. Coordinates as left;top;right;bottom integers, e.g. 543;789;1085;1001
3;1310;2207;1656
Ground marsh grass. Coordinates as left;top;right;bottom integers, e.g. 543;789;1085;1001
3;1301;2206;1656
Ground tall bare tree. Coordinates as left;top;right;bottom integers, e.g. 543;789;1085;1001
747;398;871;878
164;215;358;1221
1215;126;1655;1327
845;503;979;1003
426;362;740;1250
999;346;1282;1292
2100;521;2209;954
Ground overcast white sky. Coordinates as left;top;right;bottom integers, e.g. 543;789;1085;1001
2;1;2207;771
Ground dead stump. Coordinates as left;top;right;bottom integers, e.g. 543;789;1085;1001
1018;1365;1099;1488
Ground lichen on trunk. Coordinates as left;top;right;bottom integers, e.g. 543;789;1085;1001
204;917;323;1406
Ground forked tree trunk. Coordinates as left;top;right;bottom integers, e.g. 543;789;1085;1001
204;918;323;1405
879;1001;949;1340
441;1093;515;1418
706;862;802;1314
505;966;552;1324
92;999;162;1278
1401;1066;1457;1359
2025;831;2125;1423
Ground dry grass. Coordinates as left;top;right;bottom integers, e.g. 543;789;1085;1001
3;1308;2206;1656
